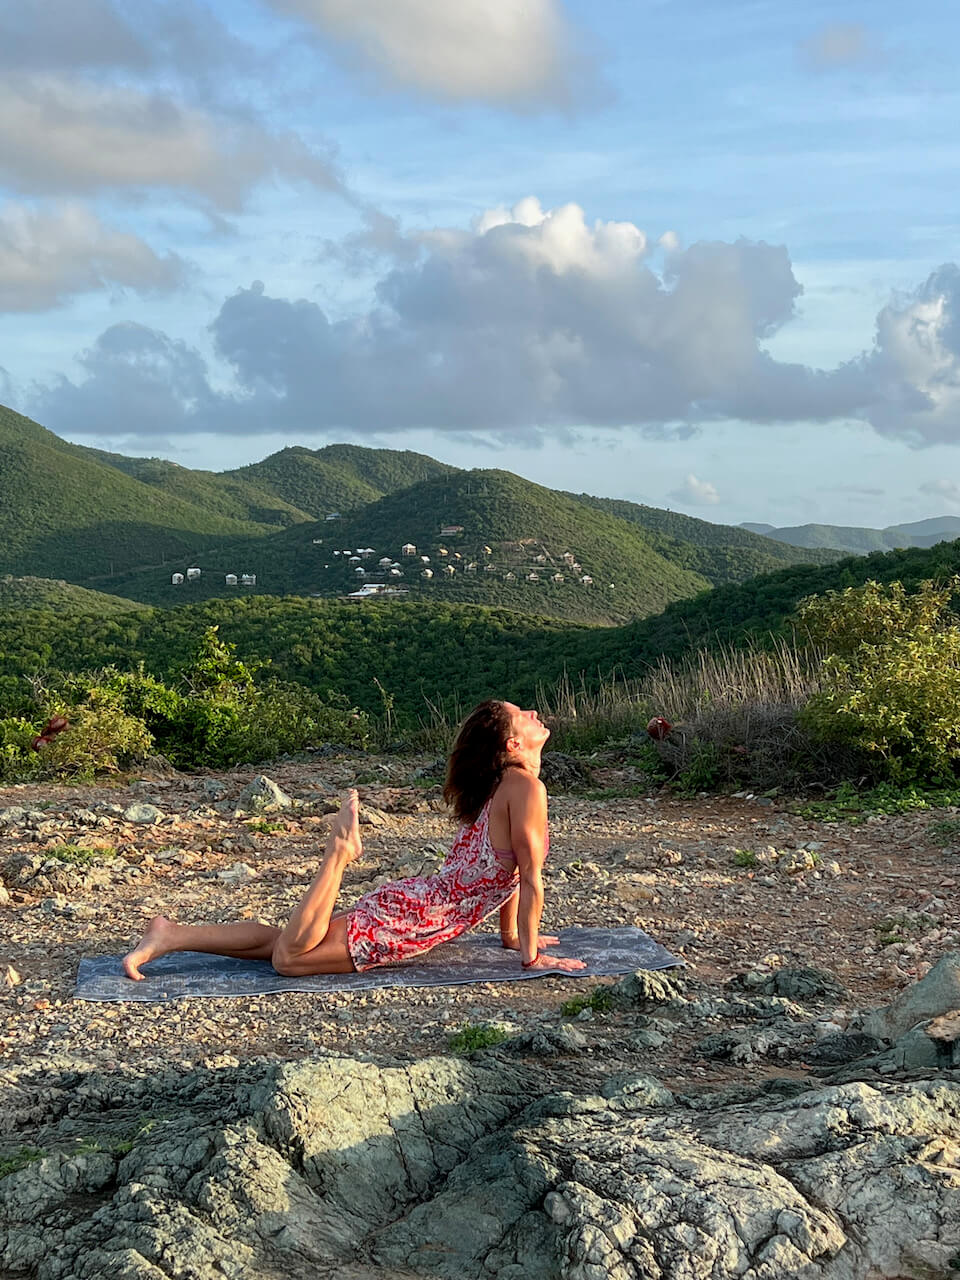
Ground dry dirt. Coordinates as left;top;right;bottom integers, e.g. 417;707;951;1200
2;754;958;1092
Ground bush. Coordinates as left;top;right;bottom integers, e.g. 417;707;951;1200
797;578;960;784
0;627;371;782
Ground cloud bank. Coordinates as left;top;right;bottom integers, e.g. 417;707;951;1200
28;199;960;448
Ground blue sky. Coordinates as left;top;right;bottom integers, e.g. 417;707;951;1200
2;0;959;528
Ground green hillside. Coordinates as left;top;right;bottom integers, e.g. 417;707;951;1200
95;470;714;624
742;516;960;555
0;576;142;614
0;596;586;721
225;444;458;518
570;493;843;584
578;537;960;678
4;540;960;727
0;405;300;580
76;449;313;528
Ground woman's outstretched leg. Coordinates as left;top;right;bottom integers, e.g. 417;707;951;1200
122;916;280;979
122;791;362;980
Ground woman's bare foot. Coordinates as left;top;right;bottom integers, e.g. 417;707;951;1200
328;789;363;865
122;915;178;980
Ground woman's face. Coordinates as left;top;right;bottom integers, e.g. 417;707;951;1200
503;702;551;752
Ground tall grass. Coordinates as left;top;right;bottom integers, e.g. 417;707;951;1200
643;638;822;720
375;637;865;792
537;669;652;753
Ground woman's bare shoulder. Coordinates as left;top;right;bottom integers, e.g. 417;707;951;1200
498;768;547;801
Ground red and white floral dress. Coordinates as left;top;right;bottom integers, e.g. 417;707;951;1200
346;798;536;972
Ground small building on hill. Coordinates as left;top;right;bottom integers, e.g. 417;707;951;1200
186;567;201;580
465;562;478;573
325;513;341;521
504;571;517;581
402;543;417;557
443;564;456;575
421;568;434;579
240;573;257;587
581;575;594;586
225;573;238;586
440;524;463;536
171;572;184;586
551;573;565;583
379;556;393;568
526;572;539;582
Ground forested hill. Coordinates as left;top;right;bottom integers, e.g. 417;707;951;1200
0;576;144;615
223;444;459;517
96;469;716;625
577;536;960;677
569;493;843;584
0;405;299;579
3;539;960;724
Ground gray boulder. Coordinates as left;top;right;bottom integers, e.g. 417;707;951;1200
861;952;960;1041
122;803;163;825
235;775;293;813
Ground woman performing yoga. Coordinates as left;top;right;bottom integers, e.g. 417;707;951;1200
123;700;586;979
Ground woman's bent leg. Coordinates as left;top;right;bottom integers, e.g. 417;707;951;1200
270;791;362;974
122;791;363;981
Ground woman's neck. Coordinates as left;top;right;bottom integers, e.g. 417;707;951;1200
506;752;542;778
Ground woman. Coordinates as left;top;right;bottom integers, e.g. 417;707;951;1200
122;700;585;979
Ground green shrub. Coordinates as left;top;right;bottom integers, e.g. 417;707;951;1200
797;578;960;783
560;987;614;1017
45;843;117;865
447;1023;509;1054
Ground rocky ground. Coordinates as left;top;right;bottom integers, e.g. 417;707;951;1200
2;752;960;1278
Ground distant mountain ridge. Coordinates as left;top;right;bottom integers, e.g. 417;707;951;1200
741;516;960;555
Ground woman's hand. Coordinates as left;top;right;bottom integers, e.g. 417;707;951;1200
524;953;586;971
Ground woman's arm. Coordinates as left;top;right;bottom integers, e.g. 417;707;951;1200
510;774;548;964
499;889;519;948
507;771;585;971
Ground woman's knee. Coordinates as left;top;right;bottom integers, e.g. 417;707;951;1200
271;943;300;976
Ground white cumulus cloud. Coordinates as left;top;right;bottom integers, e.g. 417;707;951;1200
264;0;593;107
670;474;720;506
0;202;185;310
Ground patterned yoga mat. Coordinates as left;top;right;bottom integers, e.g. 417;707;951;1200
75;926;681;1003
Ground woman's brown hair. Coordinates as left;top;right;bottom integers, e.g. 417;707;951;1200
443;699;515;825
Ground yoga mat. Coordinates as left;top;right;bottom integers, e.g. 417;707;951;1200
76;926;681;1003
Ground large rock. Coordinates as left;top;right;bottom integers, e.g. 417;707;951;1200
122;802;163;825
235;775;293;813
2;1053;959;1279
861;952;960;1042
